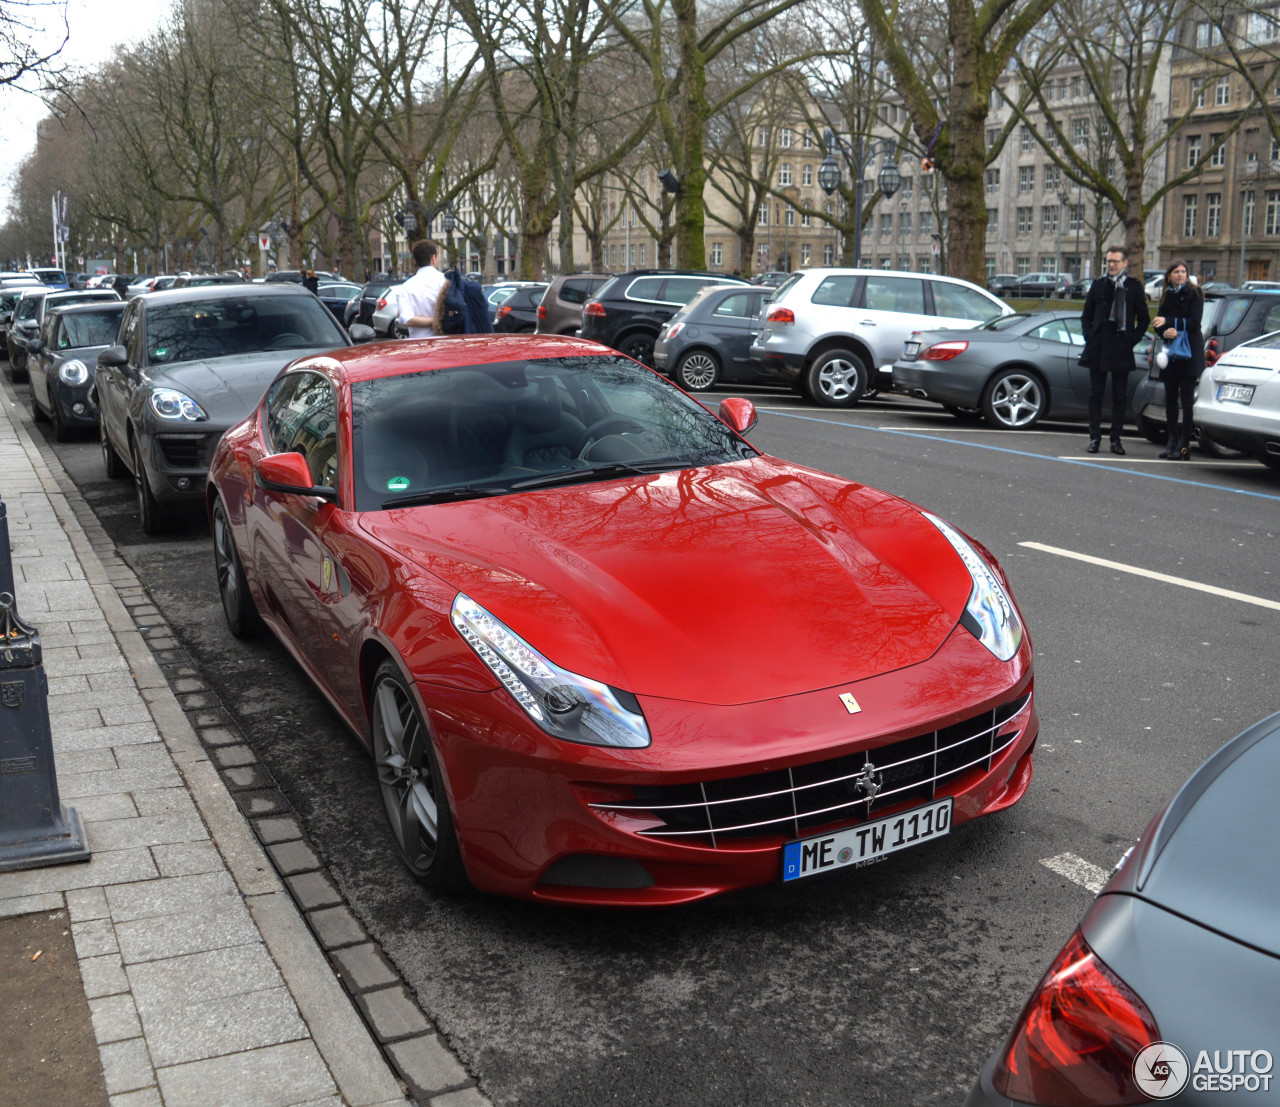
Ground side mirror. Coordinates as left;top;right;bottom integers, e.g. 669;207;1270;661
24;338;42;354
0;313;11;326
97;345;128;368
718;397;757;435
254;452;337;503
348;323;376;343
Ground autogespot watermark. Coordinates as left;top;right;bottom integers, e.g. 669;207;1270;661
1133;1043;1274;1099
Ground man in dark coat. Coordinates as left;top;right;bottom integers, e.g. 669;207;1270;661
1080;244;1150;454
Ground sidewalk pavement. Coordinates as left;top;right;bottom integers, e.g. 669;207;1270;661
0;389;486;1107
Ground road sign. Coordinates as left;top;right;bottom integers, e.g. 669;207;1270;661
259;232;270;251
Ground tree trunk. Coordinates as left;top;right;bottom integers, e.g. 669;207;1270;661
737;226;755;276
945;35;989;287
673;0;707;269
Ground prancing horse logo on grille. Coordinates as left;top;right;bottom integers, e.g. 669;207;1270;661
853;758;883;804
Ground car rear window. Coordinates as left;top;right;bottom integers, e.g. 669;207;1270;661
559;279;594;304
1215;299;1250;335
810;275;857;307
1262;304;1280;334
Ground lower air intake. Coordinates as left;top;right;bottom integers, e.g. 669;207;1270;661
539;855;655;889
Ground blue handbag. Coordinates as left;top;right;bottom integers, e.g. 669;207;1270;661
1167;317;1192;361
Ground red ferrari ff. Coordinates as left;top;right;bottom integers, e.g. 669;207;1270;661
207;335;1037;905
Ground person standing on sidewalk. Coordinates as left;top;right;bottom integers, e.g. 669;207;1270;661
1080;244;1150;454
1151;260;1204;461
390;240;446;339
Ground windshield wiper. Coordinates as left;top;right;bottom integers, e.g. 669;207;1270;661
381;482;512;509
509;459;688;491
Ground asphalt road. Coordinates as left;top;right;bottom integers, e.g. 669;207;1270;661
9;374;1279;1106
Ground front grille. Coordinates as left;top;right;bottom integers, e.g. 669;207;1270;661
155;433;211;469
592;693;1030;847
539;855;655;889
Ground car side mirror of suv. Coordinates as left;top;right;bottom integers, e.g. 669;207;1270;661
254;453;338;503
97;345;128;368
718;397;758;435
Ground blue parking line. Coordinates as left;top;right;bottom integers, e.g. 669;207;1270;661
765;411;1280;504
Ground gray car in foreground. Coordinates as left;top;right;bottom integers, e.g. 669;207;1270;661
892;310;1150;429
966;710;1280;1106
95;284;360;534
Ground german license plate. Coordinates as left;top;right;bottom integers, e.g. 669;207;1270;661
782;798;952;882
1218;383;1255;405
903;341;920;359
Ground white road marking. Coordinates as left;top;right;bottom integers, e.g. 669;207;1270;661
1040;852;1110;894
1053;456;1257;465
1019;542;1280;612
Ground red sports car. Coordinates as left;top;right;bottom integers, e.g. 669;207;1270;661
207;335;1037;905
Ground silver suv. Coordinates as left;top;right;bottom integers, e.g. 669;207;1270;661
749;268;1010;407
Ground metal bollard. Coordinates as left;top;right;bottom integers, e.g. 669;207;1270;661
0;499;90;871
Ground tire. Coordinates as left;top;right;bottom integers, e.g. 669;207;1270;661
101;417;127;478
618;331;656;367
674;349;720;391
980;368;1045;429
30;384;49;423
805;348;868;408
211;498;260;637
1197;430;1245;459
1133;410;1168;446
49;396;70;442
943;404;983;422
131;435;166;535
370;660;467;890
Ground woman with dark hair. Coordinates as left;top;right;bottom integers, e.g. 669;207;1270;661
1151;259;1203;460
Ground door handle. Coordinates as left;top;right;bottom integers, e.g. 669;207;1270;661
861;319;876;326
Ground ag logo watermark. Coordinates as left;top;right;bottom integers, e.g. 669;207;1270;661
1134;1043;1274;1098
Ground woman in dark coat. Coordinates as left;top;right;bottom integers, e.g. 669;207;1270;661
1151;260;1204;460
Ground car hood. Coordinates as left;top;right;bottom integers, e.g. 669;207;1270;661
359;455;975;706
147;349;326;426
1118;713;1280;957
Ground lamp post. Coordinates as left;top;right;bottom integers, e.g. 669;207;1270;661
817;129;900;268
899;201;909;270
1057;186;1072;289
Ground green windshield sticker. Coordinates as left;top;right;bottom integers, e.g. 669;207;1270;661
386;477;410;491
155;348;167;357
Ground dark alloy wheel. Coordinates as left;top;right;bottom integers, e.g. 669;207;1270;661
101;418;127;478
211;499;260;638
618;332;656;367
370;660;466;889
674;350;720;391
805;348;867;408
131;435;166;535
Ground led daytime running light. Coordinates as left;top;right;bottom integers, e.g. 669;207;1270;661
149;388;207;421
923;512;1023;662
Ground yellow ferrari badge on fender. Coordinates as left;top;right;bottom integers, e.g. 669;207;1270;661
840;693;861;714
322;558;333;592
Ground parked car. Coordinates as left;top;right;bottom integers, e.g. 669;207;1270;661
172;273;245;288
207;334;1037;903
1061;276;1094;300
126;276;157;297
1009;272;1071;298
751;268;1012;407
535;273;612;336
265;269;340;284
1145;272;1165;301
752;271;791;287
69;272;91;290
966;711;1280;1106
493;283;549;332
1200;281;1238;293
988;275;1020;297
891;310;1150;429
95;284;368;534
1193;331;1280;471
1131;289;1280;448
0;276;41;346
653;283;776;390
314;280;362;325
25;267;70;291
6;287;121;380
26;301;126;440
347;277;403;330
1240;279;1280;290
580;270;751;367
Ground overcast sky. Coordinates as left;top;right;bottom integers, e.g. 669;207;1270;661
0;0;173;221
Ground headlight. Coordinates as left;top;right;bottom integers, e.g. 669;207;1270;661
149;388;208;421
450;594;650;748
922;513;1023;661
59;359;89;385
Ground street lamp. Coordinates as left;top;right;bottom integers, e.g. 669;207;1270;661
818;128;900;268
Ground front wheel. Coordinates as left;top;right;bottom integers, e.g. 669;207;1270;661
805;348;867;408
211;498;260;637
30;385;49;423
131;435;166;535
674;350;720;391
618;332;656;367
981;369;1044;429
101;418;127;478
370;661;466;889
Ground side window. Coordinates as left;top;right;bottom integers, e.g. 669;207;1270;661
862;277;925;314
119;304;141;363
1030;320;1071;344
713;293;750;317
810;275;858;306
625;277;665;301
932;282;1000;321
559;281;587;305
265;374;303;453
1216;299;1250;334
41;314;57;349
661;277;710;304
1261;304;1280;334
274;372;339;488
1062;318;1085;345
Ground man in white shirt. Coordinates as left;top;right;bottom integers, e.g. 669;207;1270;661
391;240;446;338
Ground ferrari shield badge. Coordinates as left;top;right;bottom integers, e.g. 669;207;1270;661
839;693;861;714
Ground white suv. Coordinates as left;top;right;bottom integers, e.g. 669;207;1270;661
749;268;1011;407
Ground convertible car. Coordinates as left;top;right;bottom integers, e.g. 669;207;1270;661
207;335;1038;905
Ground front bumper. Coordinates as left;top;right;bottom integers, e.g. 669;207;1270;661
139;428;226;505
54;380;99;426
424;623;1037;905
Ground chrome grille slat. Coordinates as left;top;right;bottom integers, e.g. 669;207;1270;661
634;730;1022;838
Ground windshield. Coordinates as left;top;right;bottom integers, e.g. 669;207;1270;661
62;308;125;348
350;355;758;511
32;270;67;285
15;296;41;320
145;294;346;364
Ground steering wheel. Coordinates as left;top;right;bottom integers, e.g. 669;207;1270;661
576;415;648;456
266;332;307;350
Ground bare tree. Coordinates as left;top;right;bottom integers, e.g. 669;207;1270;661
0;0;68;90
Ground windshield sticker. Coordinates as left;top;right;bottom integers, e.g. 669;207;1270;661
386;476;410;491
154;348;167;357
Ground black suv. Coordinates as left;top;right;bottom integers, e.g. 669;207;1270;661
1132;289;1280;447
493;284;549;333
579;270;750;365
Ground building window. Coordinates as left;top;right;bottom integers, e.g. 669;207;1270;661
1248;7;1280;42
1183;194;1198;236
880;257;892;269
1039;255;1058;271
785;207;795;226
1266;191;1280;235
638;243;646;265
1017;206;1033;234
1016;256;1031;276
1020;126;1032;151
1072;118;1089;141
801;244;811;265
986;127;1000;147
779;163;792;185
986;256;996;279
629;244;636;266
1195;21;1223;48
1044;164;1061;191
1210;135;1225;167
987;207;999;231
920;212;933;234
1071;76;1082;98
900;212;912;235
1206;194;1221;237
1186;135;1201;168
802;131;814;149
1042;205;1059;233
779;127;792;148
711;242;723;266
880;213;892;236
1019;166;1035;191
1272;136;1280;162
1215;76;1230;105
758;127;768;147
1192;79;1205;108
1244;190;1256;236
802;163;813;186
757;205;768;226
801;212;811;227
985;168;1000;193
1069;204;1083;231
823;244;834;265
